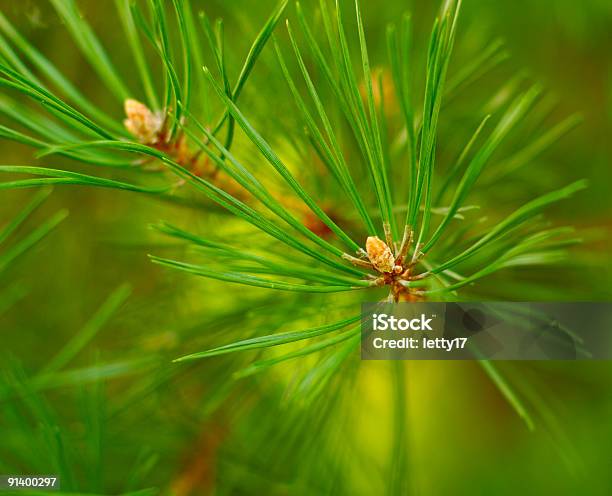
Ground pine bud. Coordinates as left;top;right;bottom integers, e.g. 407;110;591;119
123;99;163;144
366;236;395;273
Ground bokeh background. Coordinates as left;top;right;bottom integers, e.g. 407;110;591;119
1;1;611;494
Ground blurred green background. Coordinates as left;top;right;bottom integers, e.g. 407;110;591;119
1;1;611;495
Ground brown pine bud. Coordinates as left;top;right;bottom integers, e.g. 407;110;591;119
366;236;395;273
123;99;163;144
